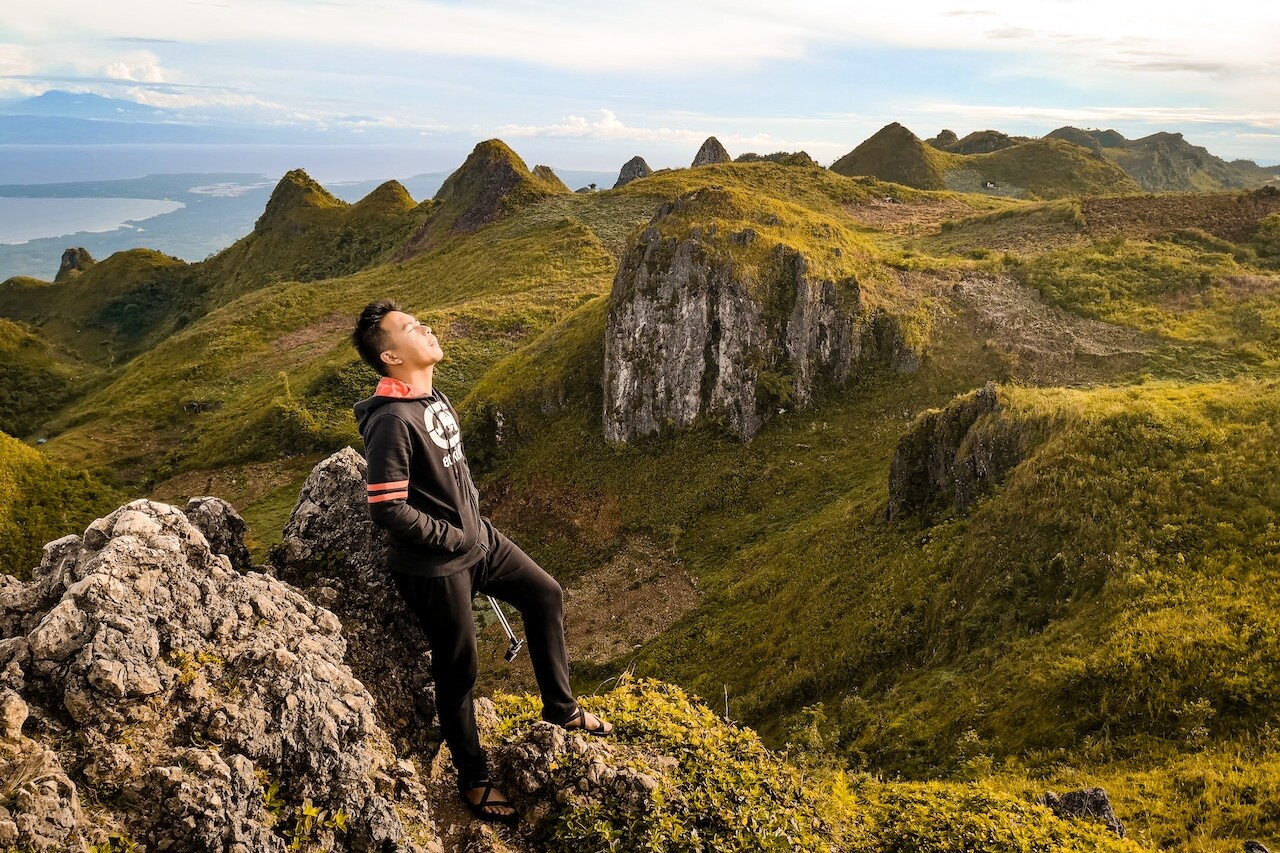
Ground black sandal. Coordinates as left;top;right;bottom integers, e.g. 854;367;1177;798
563;706;614;736
459;781;519;825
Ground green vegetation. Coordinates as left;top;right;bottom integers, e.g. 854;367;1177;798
0;316;91;437
0;431;124;579
493;678;1141;852
1008;235;1280;360
6;142;1280;851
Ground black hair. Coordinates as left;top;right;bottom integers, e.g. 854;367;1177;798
352;299;400;376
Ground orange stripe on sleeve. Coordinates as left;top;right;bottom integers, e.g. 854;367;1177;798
368;491;409;504
367;480;409;491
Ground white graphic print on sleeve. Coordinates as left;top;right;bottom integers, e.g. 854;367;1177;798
425;400;464;467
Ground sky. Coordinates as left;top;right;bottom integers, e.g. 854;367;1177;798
2;0;1279;179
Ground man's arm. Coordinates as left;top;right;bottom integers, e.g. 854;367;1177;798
364;413;468;551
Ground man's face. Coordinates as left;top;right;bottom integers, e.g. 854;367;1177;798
378;310;444;374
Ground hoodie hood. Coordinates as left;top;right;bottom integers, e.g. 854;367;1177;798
353;376;436;430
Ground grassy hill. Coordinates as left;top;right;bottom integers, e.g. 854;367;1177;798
833;123;1138;200
0;430;124;579
1048;126;1280;192
5;139;1280;851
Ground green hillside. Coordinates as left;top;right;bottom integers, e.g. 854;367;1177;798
0;431;124;580
0;316;93;437
6;139;1280;851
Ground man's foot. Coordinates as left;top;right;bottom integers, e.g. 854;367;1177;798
459;782;519;825
562;706;614;736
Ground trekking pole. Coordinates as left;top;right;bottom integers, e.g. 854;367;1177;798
486;595;524;662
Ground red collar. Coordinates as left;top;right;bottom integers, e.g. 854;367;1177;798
374;376;430;399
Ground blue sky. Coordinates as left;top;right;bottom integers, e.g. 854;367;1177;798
3;0;1279;177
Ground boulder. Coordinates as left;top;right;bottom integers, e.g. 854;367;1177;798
1037;787;1126;839
184;495;253;573
0;498;439;852
270;447;440;758
613;155;653;188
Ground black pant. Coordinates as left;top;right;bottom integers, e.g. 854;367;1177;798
391;520;576;788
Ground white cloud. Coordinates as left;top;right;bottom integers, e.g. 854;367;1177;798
498;109;779;149
910;103;1280;131
18;0;1269;77
101;52;168;83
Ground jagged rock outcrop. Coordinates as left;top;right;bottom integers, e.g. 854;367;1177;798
603;188;919;443
54;247;95;283
613;155;653;188
1037;788;1126;838
184;495;253;573
886;382;1028;520
691;136;731;166
270;448;439;758
0;692;82;852
0;499;439;852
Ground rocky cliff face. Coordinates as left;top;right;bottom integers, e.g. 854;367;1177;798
603;189;919;442
885;382;1028;520
0;498;438;852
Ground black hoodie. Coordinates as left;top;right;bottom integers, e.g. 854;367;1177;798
353;376;485;577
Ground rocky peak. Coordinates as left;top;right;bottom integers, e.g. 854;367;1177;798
602;189;919;443
691;136;731;167
530;164;570;193
396;139;568;259
54;247;95;283
927;129;959;149
254;168;346;235
613;155;653;188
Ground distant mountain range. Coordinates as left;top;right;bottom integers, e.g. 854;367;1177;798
836;122;1280;196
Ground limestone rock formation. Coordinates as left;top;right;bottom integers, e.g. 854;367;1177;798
0;498;439;852
1037;788;1126;838
397;139;570;259
54;247;95;283
614;155;653;188
885;382;1027;520
603;188;919;443
184;495;253;573
691;136;731;167
270;447;439;758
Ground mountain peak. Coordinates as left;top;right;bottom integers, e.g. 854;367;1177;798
254;168;346;233
396;138;568;259
830;122;949;189
692;136;731;167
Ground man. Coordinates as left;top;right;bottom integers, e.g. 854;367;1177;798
351;299;612;825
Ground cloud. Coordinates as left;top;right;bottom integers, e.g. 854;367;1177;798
911;103;1280;130
497;109;778;149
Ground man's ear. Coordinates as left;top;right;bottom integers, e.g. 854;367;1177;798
379;350;399;368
